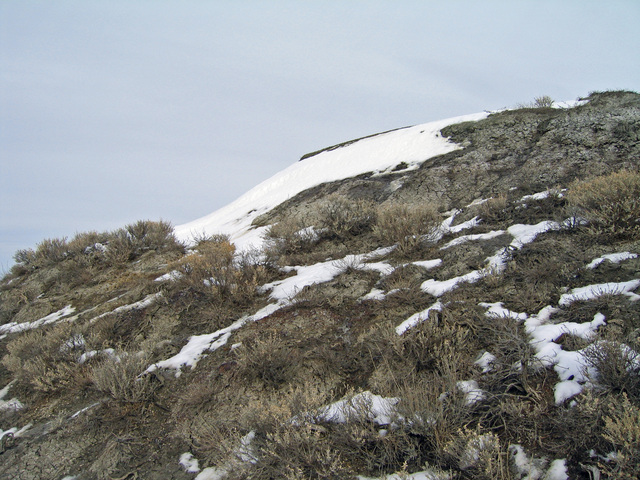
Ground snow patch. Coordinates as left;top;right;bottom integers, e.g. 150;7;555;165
475;351;497;373
396;301;443;335
440;230;505;249
318;391;399;425
0;381;23;412
179;452;200;473
586;251;637;269
456;380;484;405
558;279;640;305
0;304;76;335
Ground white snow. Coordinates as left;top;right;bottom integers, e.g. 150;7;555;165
509;444;548;480
558;279;640;305
479;298;609;405
194;467;227;480
0;381;23;412
77;348;116;364
456;380;484;405
475;351;497;373
445;215;481;234
544;459;568;480
89;292;162;323
396;301;443;335
421;221;561;297
421;270;485;297
507;221;559;250
525;310;606;403
179;452;201;473
263;246;393;301
318;391;399;425
479;302;528;322
154;270;183;282
69;401;102;419
360;288;391;302
586;252;637;269
358;470;449;480
440;230;505;249
0;423;32;442
0;304;75;335
411;259;443;270
174;113;488;250
148;303;281;375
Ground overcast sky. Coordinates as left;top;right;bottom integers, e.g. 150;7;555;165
1;1;639;270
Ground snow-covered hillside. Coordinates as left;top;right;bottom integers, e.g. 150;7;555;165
174;112;487;250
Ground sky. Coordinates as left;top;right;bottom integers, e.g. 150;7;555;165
1;1;639;270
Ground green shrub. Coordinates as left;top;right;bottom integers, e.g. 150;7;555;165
567;170;640;236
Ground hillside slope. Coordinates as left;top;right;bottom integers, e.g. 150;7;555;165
1;91;639;480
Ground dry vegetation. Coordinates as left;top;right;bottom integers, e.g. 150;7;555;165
1;95;640;479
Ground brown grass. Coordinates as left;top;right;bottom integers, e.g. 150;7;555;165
91;351;156;403
567;170;640;237
374;203;441;255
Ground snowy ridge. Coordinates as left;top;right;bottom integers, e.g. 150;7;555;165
174;112;488;250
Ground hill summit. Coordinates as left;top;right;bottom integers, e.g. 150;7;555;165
1;90;640;479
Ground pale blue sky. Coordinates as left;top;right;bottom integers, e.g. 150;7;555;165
1;1;639;269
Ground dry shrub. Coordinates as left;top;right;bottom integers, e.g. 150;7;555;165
1;323;88;393
443;427;511;479
35;237;69;265
533;95;554;108
103;228;137;265
12;248;37;269
316;194;377;240
263;216;318;262
395;373;471;459
0;283;40;324
374;203;441;254
188;383;340;479
13;237;69;270
583;340;640;399
399;318;472;377
234;331;301;389
240;387;418;479
173;235;264;304
91;351;156;403
567;170;640;237
600;393;640;479
478;195;509;223
105;220;183;265
67;230;109;257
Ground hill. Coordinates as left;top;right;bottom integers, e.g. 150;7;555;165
1;90;639;479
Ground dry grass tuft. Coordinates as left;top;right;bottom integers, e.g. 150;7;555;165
374;203;441;255
91;351;156;403
567;170;640;237
315;194;377;240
